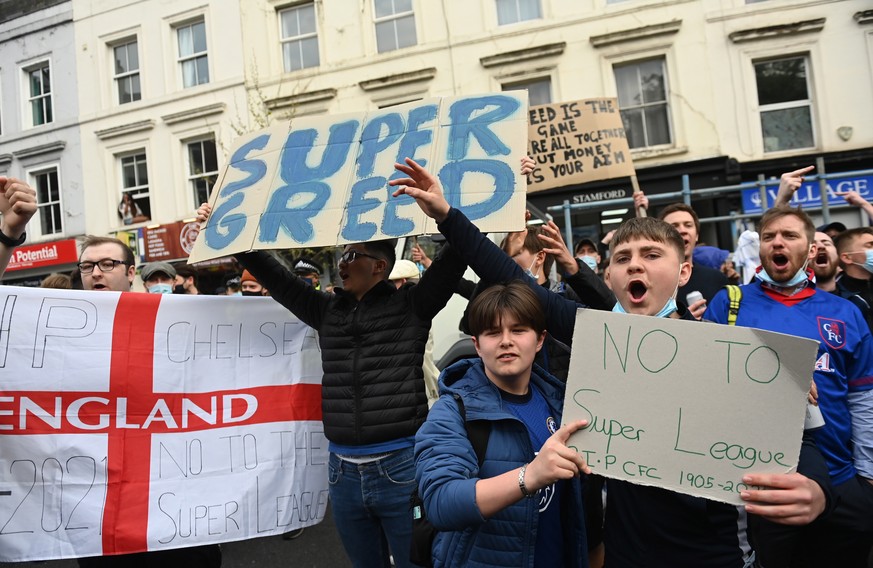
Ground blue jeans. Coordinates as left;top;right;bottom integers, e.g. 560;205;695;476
328;447;417;568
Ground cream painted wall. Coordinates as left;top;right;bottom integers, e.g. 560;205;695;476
72;0;247;238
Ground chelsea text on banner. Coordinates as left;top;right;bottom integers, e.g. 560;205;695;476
0;287;325;561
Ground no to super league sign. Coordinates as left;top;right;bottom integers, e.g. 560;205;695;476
0;288;325;561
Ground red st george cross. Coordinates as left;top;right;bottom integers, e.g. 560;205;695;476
1;293;322;555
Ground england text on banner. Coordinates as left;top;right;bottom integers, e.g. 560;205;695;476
0;287;325;562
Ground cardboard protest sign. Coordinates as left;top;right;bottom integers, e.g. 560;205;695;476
0;287;326;561
563;310;819;505
189;92;529;263
526;98;635;193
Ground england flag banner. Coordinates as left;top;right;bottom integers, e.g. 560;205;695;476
0;287;326;561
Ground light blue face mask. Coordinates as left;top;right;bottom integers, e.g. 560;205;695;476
147;283;173;295
859;250;873;274
756;262;810;288
524;257;538;281
612;268;681;318
579;256;598;272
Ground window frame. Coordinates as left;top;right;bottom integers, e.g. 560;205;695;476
501;76;553;106
119;150;151;223
495;0;542;26
753;54;816;154
175;19;209;88
186;136;219;209
23;59;54;128
27;165;64;240
278;3;320;72
112;38;142;105
612;56;674;150
373;0;417;54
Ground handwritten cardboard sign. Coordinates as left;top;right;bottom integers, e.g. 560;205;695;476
563;310;819;505
0;287;326;561
189;92;529;263
526;98;635;193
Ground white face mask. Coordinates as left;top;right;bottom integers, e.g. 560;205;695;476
578;256;598;272
524;257;539;280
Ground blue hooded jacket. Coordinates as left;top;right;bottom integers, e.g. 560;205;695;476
414;358;588;568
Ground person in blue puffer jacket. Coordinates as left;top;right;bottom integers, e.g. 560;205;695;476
414;281;590;568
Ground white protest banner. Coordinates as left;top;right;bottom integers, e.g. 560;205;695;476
526;98;635;193
563;310;819;505
0;287;326;561
189;92;529;263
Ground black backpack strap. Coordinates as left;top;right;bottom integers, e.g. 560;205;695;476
453;393;490;468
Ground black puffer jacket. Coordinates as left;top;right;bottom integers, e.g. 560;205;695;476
237;246;466;446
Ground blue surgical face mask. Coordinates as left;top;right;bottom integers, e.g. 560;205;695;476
148;283;173;295
859;250;873;274
524;257;538;280
612;268;681;318
579;256;598;272
756;262;810;288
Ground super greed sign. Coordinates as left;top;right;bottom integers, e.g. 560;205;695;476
0;288;325;561
742;175;873;214
189;93;529;263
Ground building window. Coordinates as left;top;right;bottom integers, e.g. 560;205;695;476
502;78;552;106
755;55;814;153
177;20;209;88
114;39;141;104
120;152;151;222
32;168;62;237
614;58;672;149
496;0;541;25
280;4;320;72
25;62;53;127
374;0;417;53
187;138;219;207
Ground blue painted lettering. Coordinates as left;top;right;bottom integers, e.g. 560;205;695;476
446;96;519;160
438;159;514;220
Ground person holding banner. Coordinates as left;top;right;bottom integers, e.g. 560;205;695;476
0;176;38;278
195;203;467;568
705;205;873;568
391;158;832;568
76;235;223;568
415;281;590;567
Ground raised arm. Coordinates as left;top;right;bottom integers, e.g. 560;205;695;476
390;158;582;346
774;166;815;208
538;220;616;310
0;177;37;278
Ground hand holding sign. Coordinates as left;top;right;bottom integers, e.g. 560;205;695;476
390;158;452;223
740;471;826;525
526;419;592;492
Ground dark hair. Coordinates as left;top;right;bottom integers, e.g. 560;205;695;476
758;206;815;244
658;203;700;236
363;239;397;277
467;281;546;338
834;227;873;255
501;228;555;276
610;217;686;261
175;265;198;285
80;235;135;267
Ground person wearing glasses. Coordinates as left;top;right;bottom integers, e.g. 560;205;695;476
196;202;466;568
77;236;138;292
0;176;38;279
76;236;223;567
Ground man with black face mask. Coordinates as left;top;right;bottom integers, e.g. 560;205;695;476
240;270;268;296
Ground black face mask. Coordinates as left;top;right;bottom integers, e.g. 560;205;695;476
173;285;186;294
241;290;262;297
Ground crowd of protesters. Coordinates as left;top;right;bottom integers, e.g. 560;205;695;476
2;154;873;568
